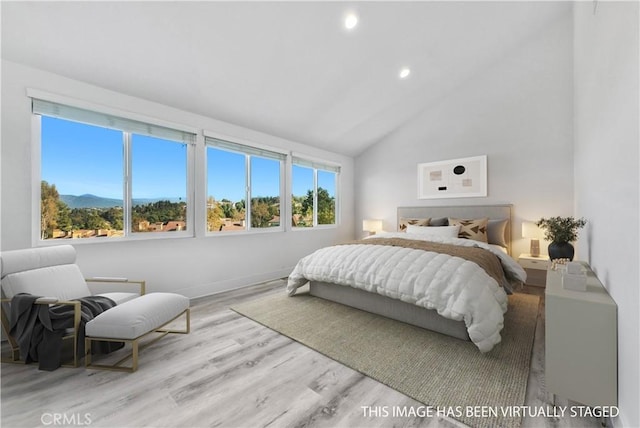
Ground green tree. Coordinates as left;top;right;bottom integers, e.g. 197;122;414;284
70;208;89;230
56;200;72;233
232;209;245;221
103;207;123;231
41;181;65;239
86;210;108;230
207;196;224;232
291;195;308;227
132;200;186;227
298;188;334;226
251;200;271;228
317;187;335;225
302;190;314;218
132;212;147;231
220;201;237;219
291;195;303;216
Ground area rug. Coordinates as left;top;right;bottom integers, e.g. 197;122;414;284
231;291;539;428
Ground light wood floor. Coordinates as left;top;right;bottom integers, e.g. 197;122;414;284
1;280;604;428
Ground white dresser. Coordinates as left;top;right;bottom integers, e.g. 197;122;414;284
545;263;617;407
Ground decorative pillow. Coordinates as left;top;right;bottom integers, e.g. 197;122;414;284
448;217;489;243
398;217;430;232
487;219;509;248
427;217;448;227
406;225;460;238
488;243;508;254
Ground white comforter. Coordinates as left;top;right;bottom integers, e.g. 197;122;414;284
287;233;527;352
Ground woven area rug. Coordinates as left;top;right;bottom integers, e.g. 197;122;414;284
232;291;539;428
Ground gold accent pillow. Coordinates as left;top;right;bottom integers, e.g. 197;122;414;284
398;217;430;232
448;217;489;243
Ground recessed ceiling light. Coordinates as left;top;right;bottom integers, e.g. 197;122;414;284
344;13;358;30
399;68;411;79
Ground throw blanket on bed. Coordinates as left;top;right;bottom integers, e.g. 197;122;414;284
287;235;525;352
341;238;507;287
9;294;121;371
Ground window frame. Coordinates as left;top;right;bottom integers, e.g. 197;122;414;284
204;132;287;236
291;155;341;230
30;89;197;245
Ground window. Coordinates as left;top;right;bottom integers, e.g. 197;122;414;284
34;98;195;241
317;169;337;225
130;134;188;234
292;157;339;228
206;136;285;233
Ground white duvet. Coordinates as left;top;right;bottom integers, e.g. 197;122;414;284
287;233;527;352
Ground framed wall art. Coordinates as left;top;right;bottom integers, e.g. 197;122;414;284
417;155;487;199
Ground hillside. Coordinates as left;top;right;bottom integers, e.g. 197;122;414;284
61;194;121;209
61;194;183;209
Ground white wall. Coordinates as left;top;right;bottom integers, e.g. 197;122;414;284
355;12;574;258
573;3;639;427
0;60;355;298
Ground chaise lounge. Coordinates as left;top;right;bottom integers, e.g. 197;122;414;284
1;245;189;372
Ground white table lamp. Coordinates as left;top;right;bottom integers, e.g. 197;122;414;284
522;221;542;257
362;219;383;235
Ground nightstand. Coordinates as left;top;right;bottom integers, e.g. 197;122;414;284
518;254;549;287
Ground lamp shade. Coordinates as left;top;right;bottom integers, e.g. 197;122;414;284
522;221;542;257
362;219;383;233
522;221;542;238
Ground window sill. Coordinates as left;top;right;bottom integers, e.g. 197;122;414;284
36;231;194;246
205;227;285;237
291;225;338;231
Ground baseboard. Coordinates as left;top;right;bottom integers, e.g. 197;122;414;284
612;410;632;428
177;267;293;300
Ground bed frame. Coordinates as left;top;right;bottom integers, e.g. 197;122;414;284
309;204;513;341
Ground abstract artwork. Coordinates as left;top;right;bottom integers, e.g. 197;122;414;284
417;155;487;199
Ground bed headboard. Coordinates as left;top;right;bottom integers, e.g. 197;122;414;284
397;204;513;255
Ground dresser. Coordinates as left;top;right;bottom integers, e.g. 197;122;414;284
545;263;617;407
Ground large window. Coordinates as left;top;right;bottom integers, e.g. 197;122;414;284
292;157;339;228
206;136;285;233
35;98;195;241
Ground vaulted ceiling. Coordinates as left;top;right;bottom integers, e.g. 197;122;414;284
1;1;570;156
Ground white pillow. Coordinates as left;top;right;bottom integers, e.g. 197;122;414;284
488;243;508;254
405;224;460;238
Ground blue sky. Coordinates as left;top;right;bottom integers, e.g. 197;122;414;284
206;149;336;202
42;116;336;203
42;116;187;200
42;116;124;199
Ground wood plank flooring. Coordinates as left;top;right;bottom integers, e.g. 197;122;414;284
1;281;604;428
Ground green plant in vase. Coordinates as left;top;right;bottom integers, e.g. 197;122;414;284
536;216;587;261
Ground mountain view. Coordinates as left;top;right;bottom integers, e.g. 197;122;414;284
43;181;335;240
42;181;187;239
61;194;184;209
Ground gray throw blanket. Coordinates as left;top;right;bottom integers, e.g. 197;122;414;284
9;294;122;371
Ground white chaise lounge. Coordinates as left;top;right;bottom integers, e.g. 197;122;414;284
85;292;190;372
1;245;189;372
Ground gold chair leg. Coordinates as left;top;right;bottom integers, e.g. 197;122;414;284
85;338;92;367
85;308;190;373
1;300;22;363
132;340;138;372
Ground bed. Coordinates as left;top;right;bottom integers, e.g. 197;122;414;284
287;204;527;352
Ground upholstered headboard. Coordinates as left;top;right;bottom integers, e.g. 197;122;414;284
397;204;513;255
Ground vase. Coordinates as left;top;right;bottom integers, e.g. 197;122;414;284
548;241;575;261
